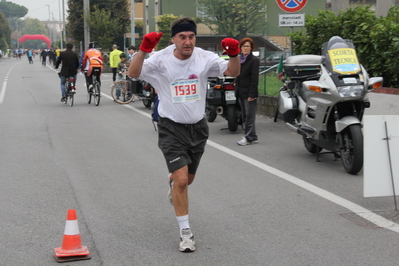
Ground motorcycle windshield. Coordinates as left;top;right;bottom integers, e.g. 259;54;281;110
323;36;361;75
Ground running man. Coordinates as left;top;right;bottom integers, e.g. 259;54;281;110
128;16;240;252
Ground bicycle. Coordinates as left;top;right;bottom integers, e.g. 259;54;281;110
111;75;134;104
86;68;101;106
64;76;76;107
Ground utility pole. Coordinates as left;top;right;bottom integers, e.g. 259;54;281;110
46;4;52;47
62;0;66;47
131;0;135;46
83;0;90;50
58;0;63;49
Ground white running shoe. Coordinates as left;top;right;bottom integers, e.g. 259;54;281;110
179;228;195;252
237;137;248;146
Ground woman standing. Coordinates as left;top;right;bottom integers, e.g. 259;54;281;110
235;37;260;145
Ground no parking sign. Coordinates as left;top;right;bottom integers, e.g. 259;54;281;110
276;0;307;13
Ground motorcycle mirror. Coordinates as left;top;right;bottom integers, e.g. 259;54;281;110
287;81;295;90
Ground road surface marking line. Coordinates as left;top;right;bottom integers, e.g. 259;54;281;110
208;141;399;233
0;62;21;104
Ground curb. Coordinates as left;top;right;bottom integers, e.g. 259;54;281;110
372;87;399;95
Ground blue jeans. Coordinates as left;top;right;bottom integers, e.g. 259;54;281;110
60;75;77;96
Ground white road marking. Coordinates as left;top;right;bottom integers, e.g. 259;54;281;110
207;141;399;233
0;62;21;104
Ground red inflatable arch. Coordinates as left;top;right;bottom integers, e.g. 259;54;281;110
18;34;51;48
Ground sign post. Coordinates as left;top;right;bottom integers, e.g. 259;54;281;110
276;0;308;56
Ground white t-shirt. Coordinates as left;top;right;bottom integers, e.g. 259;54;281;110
140;44;228;124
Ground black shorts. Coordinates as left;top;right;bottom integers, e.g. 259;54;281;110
158;117;209;174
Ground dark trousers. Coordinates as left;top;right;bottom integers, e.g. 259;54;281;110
112;68;117;82
238;98;258;143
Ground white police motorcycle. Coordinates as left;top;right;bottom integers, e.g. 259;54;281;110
275;36;383;174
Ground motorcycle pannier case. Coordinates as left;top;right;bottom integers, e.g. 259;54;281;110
284;55;322;81
278;90;298;123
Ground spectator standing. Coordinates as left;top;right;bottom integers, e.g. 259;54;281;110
127;46;137;64
235;37;260;146
110;44;122;83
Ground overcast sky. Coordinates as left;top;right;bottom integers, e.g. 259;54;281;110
9;0;67;22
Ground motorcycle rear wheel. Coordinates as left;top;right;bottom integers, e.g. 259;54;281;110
303;137;322;154
142;99;152;109
206;104;217;122
227;105;238;132
340;124;363;175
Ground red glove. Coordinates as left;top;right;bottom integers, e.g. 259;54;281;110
221;38;240;57
139;32;163;53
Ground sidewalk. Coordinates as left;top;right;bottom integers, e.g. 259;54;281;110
373;87;399;95
366;91;399;115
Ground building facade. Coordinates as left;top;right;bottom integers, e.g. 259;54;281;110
328;0;399;17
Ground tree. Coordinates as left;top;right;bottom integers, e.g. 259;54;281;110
197;0;267;40
0;11;10;50
87;6;123;50
66;0;130;51
156;14;179;50
0;1;27;18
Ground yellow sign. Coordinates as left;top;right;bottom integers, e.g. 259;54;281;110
328;48;360;74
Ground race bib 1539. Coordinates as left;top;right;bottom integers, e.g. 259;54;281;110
170;79;200;103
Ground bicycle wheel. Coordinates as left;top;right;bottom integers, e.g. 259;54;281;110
94;81;101;106
64;81;69;105
87;85;92;104
111;80;134;104
69;92;74;107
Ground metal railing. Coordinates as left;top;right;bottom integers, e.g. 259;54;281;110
258;64;281;96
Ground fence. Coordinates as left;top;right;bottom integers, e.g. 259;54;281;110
257;64;280;117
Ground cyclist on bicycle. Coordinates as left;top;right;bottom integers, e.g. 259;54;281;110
81;42;103;92
55;43;79;102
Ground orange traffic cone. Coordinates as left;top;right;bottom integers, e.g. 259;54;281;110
54;209;91;262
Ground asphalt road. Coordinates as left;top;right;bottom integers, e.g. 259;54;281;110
0;56;398;266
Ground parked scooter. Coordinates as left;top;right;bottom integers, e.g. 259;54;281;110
275;36;383;174
206;76;243;132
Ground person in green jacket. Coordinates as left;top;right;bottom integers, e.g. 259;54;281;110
110;44;122;83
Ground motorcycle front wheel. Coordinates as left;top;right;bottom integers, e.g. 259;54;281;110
227;105;238;132
340;124;363;175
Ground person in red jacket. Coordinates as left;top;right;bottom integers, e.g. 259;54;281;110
81;42;103;92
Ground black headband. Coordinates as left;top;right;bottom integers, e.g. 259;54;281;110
171;22;197;37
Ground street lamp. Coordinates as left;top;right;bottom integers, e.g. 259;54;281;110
46;4;52;46
58;0;63;49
